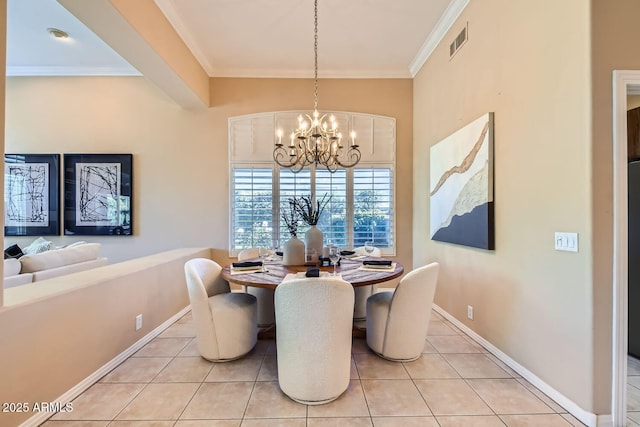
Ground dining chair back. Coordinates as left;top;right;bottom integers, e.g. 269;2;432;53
353;246;382;257
366;262;439;361
184;258;257;361
238;248;260;260
237;247;275;327
275;276;355;404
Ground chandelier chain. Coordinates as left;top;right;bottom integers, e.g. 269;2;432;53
272;0;361;173
313;0;319;111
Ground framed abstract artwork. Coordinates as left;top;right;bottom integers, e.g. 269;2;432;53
4;154;60;236
430;113;494;250
64;154;133;236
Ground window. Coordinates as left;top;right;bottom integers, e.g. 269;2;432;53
315;169;347;247
229;111;396;256
231;167;273;250
353;168;394;249
231;165;394;256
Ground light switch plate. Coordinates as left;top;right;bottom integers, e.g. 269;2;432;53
555;232;578;252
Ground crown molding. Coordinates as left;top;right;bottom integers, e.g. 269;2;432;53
210;68;412;79
6;65;142;77
408;0;470;78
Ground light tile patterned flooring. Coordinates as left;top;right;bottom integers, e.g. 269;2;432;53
41;311;586;427
628;355;640;426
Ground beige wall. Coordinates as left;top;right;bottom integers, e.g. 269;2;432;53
5;76;413;275
413;0;596;413
0;247;208;426
591;0;640;415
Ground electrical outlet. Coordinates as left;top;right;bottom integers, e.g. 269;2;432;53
135;314;143;331
467;305;474;320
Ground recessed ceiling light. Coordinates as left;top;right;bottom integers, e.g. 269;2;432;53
47;28;69;39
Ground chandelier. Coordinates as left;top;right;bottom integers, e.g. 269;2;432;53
273;0;361;173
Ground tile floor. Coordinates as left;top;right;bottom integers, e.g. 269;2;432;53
628;356;640;426
41;311;586;427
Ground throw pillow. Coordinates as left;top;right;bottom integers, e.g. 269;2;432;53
4;244;23;259
23;237;54;255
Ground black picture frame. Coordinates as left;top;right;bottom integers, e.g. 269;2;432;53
4;154;61;236
64;154;133;236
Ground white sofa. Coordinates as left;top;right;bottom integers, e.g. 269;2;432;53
3;243;108;288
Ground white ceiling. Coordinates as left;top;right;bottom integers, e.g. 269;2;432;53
7;0;139;76
7;0;467;79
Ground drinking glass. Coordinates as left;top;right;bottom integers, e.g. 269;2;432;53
364;241;374;256
329;245;340;276
258;246;269;272
272;239;281;257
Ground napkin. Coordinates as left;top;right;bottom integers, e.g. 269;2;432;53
232;261;263;269
363;260;392;266
305;267;320;277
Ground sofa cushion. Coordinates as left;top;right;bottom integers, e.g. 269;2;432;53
4;258;22;277
64;241;87;248
4;273;33;288
31;258;108;282
20;243;101;273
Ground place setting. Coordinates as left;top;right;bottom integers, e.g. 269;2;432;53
230;247;271;274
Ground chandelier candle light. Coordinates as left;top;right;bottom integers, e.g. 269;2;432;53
273;0;361;173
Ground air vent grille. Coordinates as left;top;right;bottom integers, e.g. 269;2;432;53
449;23;468;59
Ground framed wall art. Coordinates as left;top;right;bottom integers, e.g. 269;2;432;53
64;154;133;236
430;112;494;250
4;154;60;236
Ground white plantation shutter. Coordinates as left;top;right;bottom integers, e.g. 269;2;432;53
230;167;274;252
229;114;275;162
315;169;347;247
278;168;312;242
229;112;395;256
353;167;394;250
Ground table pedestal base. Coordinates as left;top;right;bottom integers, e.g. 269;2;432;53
352;320;366;339
257;324;276;339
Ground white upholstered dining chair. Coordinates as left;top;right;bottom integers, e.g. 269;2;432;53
275;276;355;404
352;245;382;321
238;247;275;328
184;258;257;361
365;262;439;362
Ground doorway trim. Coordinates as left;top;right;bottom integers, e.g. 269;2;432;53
612;70;640;427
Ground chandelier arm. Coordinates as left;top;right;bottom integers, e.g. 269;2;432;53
335;147;362;168
273;146;299;168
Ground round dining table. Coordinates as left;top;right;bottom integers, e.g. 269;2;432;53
221;256;404;290
222;256;404;339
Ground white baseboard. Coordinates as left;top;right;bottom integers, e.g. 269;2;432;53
432;304;610;427
20;306;192;427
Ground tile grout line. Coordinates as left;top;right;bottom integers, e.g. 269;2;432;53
239;352;267;423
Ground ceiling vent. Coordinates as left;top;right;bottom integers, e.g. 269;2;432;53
449;23;468;59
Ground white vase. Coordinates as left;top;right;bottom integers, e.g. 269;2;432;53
283;236;305;266
305;225;323;263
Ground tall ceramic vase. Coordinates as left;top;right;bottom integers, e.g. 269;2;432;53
305;225;323;262
283;236;305;266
